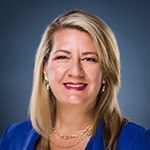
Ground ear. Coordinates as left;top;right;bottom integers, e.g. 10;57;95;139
43;63;48;81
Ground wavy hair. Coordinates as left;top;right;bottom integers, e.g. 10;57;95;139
29;9;126;149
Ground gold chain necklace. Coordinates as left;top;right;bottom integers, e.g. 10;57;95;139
49;125;93;149
53;124;93;140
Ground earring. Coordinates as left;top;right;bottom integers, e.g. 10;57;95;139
46;83;50;90
101;81;106;93
101;84;105;93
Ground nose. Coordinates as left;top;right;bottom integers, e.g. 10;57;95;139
68;59;84;78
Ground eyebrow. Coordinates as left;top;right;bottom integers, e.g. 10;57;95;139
54;50;71;54
54;49;98;56
81;52;98;56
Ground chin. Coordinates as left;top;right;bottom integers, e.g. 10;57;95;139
60;96;86;105
68;99;89;106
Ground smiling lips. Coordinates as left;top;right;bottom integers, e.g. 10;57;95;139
64;82;88;91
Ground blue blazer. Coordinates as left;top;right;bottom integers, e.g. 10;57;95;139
0;120;150;150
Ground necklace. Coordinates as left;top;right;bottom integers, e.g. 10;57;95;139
49;125;93;149
53;124;93;140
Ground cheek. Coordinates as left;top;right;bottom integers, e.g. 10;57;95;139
97;70;102;82
47;64;66;82
95;75;102;90
91;68;102;89
88;66;102;81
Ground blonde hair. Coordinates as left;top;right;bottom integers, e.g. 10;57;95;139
29;9;126;149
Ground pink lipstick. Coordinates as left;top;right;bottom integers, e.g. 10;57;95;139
64;82;87;91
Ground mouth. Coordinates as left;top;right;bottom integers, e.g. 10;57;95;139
64;82;88;91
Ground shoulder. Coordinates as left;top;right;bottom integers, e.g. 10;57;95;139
121;122;147;136
1;120;32;139
117;121;150;150
5;120;32;134
0;120;39;149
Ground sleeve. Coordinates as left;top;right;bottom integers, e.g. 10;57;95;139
0;125;11;149
146;129;150;146
0;120;32;150
117;122;150;150
133;128;150;150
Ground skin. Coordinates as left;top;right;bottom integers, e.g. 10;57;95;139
44;28;103;149
44;28;102;106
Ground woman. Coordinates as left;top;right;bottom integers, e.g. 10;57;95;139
0;9;149;150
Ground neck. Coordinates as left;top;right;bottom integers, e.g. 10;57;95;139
55;103;94;134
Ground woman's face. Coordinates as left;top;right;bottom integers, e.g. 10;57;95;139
44;28;102;106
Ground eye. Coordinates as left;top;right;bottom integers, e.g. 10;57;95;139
81;57;98;63
55;55;69;60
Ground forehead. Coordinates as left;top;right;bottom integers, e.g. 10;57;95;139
52;28;97;52
53;28;92;42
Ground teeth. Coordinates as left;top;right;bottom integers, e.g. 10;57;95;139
66;84;85;88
